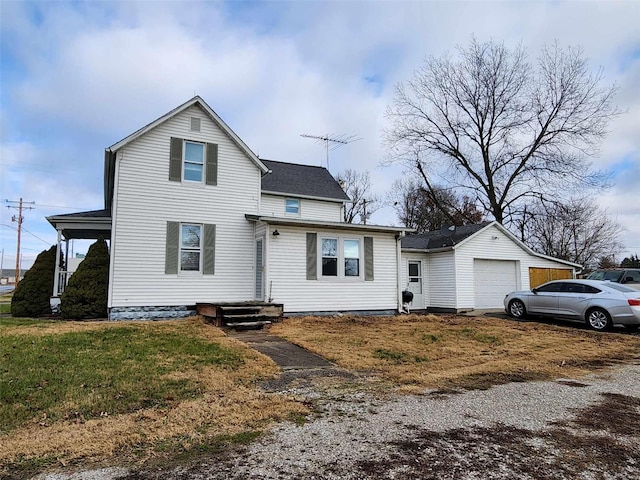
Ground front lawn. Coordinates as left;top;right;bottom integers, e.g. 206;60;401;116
0;317;306;477
271;314;640;391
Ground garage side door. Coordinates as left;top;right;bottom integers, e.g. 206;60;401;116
529;267;572;289
474;259;517;309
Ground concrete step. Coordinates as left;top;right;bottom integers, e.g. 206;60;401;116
224;320;272;330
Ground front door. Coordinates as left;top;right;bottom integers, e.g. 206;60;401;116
407;260;424;309
255;237;264;300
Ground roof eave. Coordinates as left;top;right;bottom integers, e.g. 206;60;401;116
245;214;413;234
261;190;348;203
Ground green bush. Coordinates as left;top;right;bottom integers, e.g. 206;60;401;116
61;238;109;319
11;246;61;317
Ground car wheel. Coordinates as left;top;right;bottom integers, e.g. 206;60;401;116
623;325;639;333
508;299;526;319
586;308;612;331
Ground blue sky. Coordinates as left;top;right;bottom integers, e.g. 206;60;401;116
1;0;639;270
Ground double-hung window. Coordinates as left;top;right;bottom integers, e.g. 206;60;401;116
285;198;300;215
180;224;201;271
343;239;360;277
321;238;338;276
183;141;205;182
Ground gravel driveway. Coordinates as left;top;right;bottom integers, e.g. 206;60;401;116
35;363;640;480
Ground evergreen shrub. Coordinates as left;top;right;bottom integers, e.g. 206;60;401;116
11;245;60;317
61;238;109;319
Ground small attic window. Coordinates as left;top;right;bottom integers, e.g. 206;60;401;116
190;117;201;132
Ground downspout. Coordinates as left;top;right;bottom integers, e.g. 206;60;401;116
396;231;405;313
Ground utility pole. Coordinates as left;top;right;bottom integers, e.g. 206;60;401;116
300;133;361;171
6;198;35;285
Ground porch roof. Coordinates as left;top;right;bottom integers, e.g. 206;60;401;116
246;214;413;234
46;209;112;240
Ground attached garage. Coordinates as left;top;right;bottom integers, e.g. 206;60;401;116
474;259;518;308
401;221;581;312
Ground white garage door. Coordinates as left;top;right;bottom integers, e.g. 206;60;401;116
474;259;517;308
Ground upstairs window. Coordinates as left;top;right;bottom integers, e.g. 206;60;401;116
285;198;300;215
169;138;218;186
184;141;204;182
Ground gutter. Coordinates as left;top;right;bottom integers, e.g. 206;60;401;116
396;232;405;313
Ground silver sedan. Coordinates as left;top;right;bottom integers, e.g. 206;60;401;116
504;279;640;332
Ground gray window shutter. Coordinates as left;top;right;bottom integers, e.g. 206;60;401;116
364;236;374;281
169;137;182;182
306;232;317;280
206;143;218;186
203;224;216;275
165;221;179;274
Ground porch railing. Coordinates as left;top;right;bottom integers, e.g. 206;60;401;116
56;271;73;296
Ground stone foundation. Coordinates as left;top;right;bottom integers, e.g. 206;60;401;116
108;305;196;321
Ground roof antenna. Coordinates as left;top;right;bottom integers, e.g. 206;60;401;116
300;133;361;171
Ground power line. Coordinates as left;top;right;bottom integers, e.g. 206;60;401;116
0;223;51;245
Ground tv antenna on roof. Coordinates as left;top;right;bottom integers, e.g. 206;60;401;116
300;133;361;171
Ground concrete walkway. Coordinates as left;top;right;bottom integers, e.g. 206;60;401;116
226;329;333;370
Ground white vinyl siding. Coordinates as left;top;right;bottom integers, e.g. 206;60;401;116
266;226;398;313
260;193;342;221
109;104;261;307
426;252;456;309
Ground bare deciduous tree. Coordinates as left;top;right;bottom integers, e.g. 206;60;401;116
388;177;483;233
520;197;623;269
384;37;619;226
336;169;381;224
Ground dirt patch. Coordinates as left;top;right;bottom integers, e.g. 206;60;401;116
555;392;640;436
356;392;640;479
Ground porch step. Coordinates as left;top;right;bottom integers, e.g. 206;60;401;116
224;320;272;330
196;301;283;329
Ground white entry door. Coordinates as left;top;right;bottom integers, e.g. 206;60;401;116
255;237;264;300
407;260;424;309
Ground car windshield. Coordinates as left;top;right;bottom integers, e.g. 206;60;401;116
606;283;637;293
587;270;623;281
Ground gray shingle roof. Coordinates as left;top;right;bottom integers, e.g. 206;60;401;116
260;160;350;201
401;221;492;250
48;209;111;219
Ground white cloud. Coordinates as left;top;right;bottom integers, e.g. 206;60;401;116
2;0;639;267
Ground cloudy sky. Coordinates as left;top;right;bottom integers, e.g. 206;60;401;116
1;0;639;271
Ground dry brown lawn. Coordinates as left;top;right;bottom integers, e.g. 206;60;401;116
270;314;640;392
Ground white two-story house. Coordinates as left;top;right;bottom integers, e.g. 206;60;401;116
48;96;411;320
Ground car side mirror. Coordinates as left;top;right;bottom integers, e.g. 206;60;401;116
532;288;539;294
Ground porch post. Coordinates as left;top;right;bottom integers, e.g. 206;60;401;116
53;229;62;296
